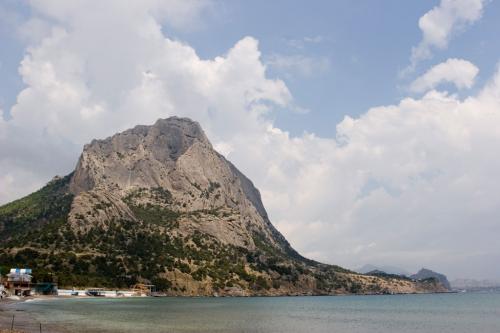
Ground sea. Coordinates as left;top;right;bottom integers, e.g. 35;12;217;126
14;292;500;333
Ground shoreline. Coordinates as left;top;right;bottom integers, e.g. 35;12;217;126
0;298;66;333
0;291;481;333
1;288;457;304
0;289;459;312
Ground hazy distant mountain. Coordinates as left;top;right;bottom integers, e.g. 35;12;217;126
451;278;500;290
0;117;447;296
356;264;410;276
410;268;451;290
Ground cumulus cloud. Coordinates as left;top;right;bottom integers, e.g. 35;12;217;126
410;58;479;93
407;0;485;71
28;0;213;32
246;70;500;279
1;0;291;200
2;0;500;279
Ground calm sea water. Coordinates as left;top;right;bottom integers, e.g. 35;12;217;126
18;293;500;333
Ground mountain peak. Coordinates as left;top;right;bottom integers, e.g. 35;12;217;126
150;116;210;147
411;268;451;290
69;117;211;194
0;117;448;296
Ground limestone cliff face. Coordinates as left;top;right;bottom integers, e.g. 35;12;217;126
68;117;291;253
70;118;211;194
0;117;447;295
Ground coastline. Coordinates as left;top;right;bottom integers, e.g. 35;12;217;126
0;298;67;333
0;289;456;333
1;292;498;333
0;291;487;333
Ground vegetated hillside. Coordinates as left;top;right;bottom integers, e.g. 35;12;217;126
0;117;447;295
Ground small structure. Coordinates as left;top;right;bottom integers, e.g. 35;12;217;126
131;283;155;296
5;268;32;296
33;282;58;295
86;288;105;296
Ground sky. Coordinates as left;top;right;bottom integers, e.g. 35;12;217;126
1;0;500;280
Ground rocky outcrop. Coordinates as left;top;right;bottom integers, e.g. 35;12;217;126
411;268;451;290
67;117;291;253
0;117;447;295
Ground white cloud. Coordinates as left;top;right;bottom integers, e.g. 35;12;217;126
28;0;213;31
2;1;500;279
410;58;479;93
1;0;292;200
266;54;330;78
248;71;500;279
303;36;323;43
407;0;485;71
17;17;52;44
0;167;47;205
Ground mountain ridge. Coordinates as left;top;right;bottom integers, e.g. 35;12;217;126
0;117;447;296
355;264;410;276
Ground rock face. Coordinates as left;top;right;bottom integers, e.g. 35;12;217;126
411;268;451;290
0;117;447;295
68;118;296;255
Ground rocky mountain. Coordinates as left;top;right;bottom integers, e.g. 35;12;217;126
0;117;447;296
410;268;451;290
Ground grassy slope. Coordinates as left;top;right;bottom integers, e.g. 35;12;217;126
0;174;74;243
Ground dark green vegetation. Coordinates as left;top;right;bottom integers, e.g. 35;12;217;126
0;177;437;295
0;174;74;244
365;270;412;280
0;117;445;295
0;179;356;292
